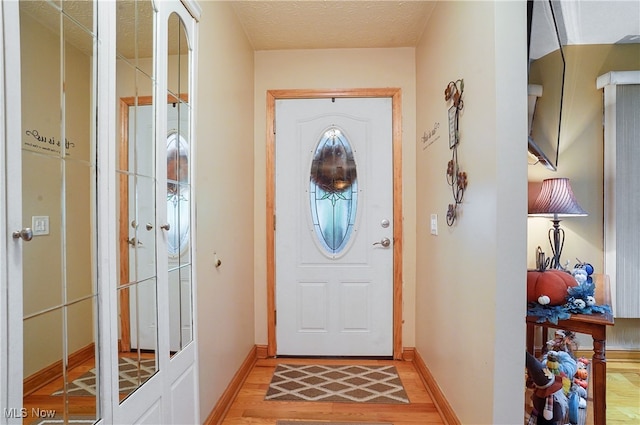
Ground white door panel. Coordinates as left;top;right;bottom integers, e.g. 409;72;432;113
275;97;393;356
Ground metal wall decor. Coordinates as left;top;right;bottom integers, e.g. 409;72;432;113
444;79;468;226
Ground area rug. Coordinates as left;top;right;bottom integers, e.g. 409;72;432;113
265;364;409;404
277;421;392;425
52;357;156;396
32;417;96;425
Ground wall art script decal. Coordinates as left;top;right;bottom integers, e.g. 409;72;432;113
24;129;76;155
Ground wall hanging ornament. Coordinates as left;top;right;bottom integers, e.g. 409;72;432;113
444;79;467;226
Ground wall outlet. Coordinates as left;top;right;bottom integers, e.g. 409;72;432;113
430;214;438;235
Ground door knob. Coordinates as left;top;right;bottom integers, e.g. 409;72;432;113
127;237;142;246
12;228;33;242
160;223;171;231
372;237;391;248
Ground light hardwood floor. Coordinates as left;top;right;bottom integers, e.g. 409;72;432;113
21;355;639;424
222;357;640;425
606;358;640;424
220;357;444;425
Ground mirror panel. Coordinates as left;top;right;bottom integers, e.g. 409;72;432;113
116;0;154;78
65;158;95;302
527;0;565;170
22;152;63;316
168;265;193;353
116;0;158;403
62;0;94;34
180;264;193;347
117;279;158;399
23;309;65;419
20;0;99;421
167;12;189;97
20;1;62;160
132;175;157;282
130;93;155;179
167;13;193;358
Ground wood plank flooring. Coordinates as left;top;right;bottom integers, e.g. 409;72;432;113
220;357;444;425
20;354;639;424
606;359;640;424
223;357;640;425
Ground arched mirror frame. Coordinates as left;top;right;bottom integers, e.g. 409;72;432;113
115;0;197;402
111;0;199;421
164;9;195;359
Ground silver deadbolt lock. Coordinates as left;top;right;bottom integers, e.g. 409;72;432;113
372;237;391;248
380;219;390;228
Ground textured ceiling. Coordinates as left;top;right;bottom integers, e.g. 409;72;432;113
230;1;436;50
230;0;639;52
19;1;639;56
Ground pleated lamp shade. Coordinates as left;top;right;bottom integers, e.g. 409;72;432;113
529;178;588;217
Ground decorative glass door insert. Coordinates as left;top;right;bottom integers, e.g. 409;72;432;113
309;127;358;256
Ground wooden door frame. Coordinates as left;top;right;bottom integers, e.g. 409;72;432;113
266;88;403;359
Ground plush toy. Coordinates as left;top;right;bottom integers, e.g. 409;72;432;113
526;351;568;424
527;270;578;306
546;329;579;356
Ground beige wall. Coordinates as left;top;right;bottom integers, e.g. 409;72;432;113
415;1;527;424
527;43;640;349
195;1;256;421
253;47;417;348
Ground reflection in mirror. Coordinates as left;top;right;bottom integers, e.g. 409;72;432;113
167;131;190;256
116;104;158;395
20;0;99;423
116;0;158;401
167;13;193;357
527;0;565;170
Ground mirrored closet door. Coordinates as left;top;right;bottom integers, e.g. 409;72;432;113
2;1;199;424
18;1;100;422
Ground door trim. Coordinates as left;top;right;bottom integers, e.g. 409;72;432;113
266;88;403;359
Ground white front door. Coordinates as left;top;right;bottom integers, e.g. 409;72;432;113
275;97;393;356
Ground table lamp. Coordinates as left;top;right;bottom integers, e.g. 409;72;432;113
529;178;587;269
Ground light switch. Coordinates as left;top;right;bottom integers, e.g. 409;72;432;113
32;216;49;236
430;214;438;236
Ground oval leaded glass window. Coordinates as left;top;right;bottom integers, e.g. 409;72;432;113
167;131;190;257
309;127;358;255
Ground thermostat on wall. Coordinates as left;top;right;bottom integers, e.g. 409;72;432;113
32;216;49;236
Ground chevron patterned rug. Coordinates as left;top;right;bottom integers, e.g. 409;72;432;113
265;364;409;404
276;421;393;425
52;357;156;396
277;421;393;425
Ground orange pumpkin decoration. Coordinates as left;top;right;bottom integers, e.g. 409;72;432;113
574;378;588;389
527;270;578;306
575;368;588;380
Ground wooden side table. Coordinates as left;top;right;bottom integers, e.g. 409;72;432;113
526;274;614;425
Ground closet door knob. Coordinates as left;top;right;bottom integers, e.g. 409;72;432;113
12;228;33;242
160;223;171;231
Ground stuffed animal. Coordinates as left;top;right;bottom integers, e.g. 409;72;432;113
546;330;578;356
526;351;568;424
527;270;578;306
